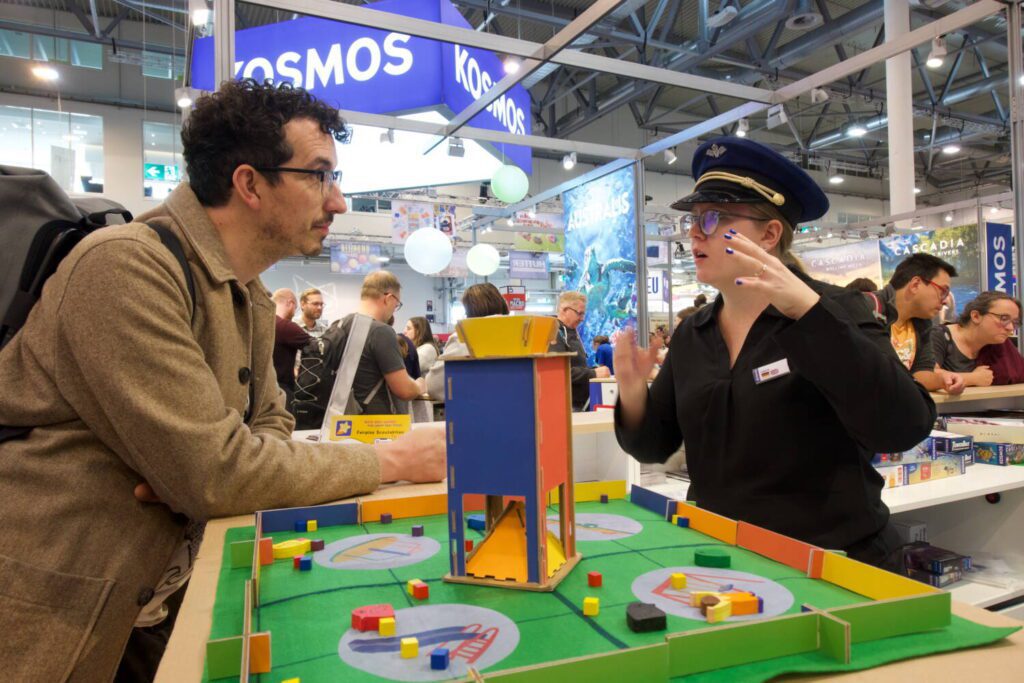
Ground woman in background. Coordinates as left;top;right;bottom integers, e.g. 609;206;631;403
934;291;1024;386
405;316;440;374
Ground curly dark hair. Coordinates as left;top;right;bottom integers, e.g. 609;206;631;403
181;79;348;207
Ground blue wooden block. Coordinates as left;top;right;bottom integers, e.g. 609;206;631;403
299;556;312;571
676;517;690;528
261;502;359;533
800;605;812;613
411;525;424;537
630;485;675;519
467;514;486;531
380;513;393;524
294;520;306;532
430;647;450;670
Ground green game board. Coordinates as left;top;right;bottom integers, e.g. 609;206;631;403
205;498;1017;682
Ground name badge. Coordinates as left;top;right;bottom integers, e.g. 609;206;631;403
752;358;790;384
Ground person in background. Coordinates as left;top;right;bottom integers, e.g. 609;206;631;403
614;136;934;569
693;293;708;307
392;314;421;380
550;291;611;411
426;283;509;400
592;335;614;375
296;287;328;337
845;277;878;293
934;290;957;325
0;79;444;681
873;253;963;394
934;291;1024;386
273;288;311;410
405;316;440;373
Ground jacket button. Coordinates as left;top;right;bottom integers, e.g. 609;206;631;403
238;367;251;384
137;587;155;606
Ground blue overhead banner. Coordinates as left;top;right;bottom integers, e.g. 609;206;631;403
985;222;1014;294
562;165;638;364
191;0;531;172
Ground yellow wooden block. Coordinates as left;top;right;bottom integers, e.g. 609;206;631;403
675;502;737;545
272;538;311;560
821;551;937;600
378;617;396;636
583;596;600;616
689;590;716;607
670;572;687;590
306;520;318;532
407;579;421;596
281;679;301;683
456;315;557;357
706;600;732;624
400;637;419;658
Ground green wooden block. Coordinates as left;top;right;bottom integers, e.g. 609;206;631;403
206;635;243;679
485;643;668;682
667;612;819;678
229;540;255;569
694;548;731;568
816;611;851;664
828;592;950;644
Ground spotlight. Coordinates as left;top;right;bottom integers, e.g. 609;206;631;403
945;213;953;222
380;128;395;144
192;8;211;25
913;187;922;194
926;36;947;69
31;64;58;81
503;56;521;75
942;143;960;155
505;217;514;227
847;123;867;138
736;118;749;138
448;137;465;157
828;175;844;185
562;152;577;170
665;148;678;165
174;86;193;109
990;206;999;215
706;4;738;28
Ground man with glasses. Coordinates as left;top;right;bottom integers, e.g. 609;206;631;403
0;80;445;681
550;291;610;411
873;253;964;394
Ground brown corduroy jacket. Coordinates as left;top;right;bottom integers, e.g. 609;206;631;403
0;183;380;681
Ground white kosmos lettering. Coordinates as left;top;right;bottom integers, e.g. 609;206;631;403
453;45;526;135
233;33;413;89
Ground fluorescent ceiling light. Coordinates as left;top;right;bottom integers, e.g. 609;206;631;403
913;187;921;194
846;123;867;138
828;175;844;185
664;148;678;165
941;144;960;155
31;64;58;81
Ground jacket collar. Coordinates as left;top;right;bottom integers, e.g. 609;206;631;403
161;183;239;287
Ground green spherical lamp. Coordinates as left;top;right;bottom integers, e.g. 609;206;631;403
490;164;529;204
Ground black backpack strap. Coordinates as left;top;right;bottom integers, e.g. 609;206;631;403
149;224;196;321
864;291;886;325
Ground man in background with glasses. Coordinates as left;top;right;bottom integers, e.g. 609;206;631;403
872;253;964;394
0;79;444;681
550;290;610;411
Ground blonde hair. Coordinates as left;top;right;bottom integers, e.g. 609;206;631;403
753;202;805;273
271;288;297;305
558;291;587;309
361;270;401;300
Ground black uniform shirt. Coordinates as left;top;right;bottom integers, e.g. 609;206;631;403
615;272;936;550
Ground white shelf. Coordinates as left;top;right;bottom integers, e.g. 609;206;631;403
949;581;1024;609
882;464;1024;514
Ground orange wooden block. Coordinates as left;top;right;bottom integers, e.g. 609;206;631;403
808;548;826;579
726;592;762;616
258;538;273;566
675;502;737;545
361;494;448;522
248;632;271;674
736;521;819;572
412;581;429;600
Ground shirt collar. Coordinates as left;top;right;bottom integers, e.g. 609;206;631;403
692;266;813;328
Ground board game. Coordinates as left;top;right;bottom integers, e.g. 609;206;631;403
202;483;1016;682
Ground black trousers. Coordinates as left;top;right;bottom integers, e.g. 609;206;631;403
114;582;188;683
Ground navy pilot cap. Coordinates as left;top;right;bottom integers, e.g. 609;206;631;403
671;136;829;227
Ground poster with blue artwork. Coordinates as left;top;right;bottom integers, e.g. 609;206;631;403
562;165;638;364
879;224;980;315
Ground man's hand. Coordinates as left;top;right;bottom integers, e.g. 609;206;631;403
134;482;162;504
377;423;447;484
594;366;611;379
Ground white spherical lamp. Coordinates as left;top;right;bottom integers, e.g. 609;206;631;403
404;228;453;274
466;243;500;276
490;164;529;204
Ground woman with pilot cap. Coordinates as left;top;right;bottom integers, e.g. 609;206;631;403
614;137;935;568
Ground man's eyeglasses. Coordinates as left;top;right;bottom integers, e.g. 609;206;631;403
921;278;951;300
985;312;1021;329
565;306;584;317
387;292;403;311
255;167;342;196
682;209;771;237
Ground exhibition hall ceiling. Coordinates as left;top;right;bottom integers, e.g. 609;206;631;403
0;0;1015;199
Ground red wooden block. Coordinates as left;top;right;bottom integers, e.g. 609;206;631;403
465;539;474;552
258;538;273;566
293;556;302;570
351;604;395;631
412;582;429;600
587;571;602;587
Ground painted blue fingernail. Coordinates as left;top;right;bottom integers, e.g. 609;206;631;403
725;247;734;254
728;228;737;234
735;279;743;285
723;234;733;240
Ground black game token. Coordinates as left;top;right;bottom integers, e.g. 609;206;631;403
626;601;667;633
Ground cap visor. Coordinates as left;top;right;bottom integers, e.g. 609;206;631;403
670;187;765;212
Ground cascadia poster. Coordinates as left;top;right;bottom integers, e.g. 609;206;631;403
879;224;980;314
